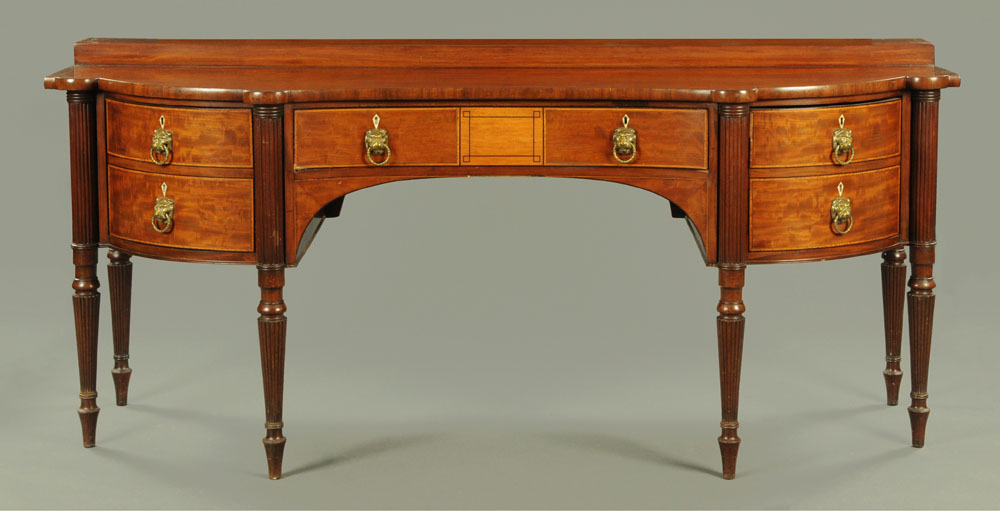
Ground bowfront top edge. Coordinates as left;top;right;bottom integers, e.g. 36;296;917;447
44;39;960;104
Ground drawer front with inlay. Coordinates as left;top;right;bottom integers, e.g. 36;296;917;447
545;108;709;169
106;99;253;168
750;99;901;169
460;108;544;165
108;165;254;252
749;166;900;252
294;108;460;169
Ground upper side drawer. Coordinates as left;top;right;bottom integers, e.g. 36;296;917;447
545;108;709;169
294;108;459;169
750;99;901;169
106;99;253;168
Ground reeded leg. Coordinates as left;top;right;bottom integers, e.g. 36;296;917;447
258;266;287;479
907;244;935;447
717;266;746;480
73;246;100;447
907;89;942;448
880;249;906;405
108;250;133;406
67;90;101;447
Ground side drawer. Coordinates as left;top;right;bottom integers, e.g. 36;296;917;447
749;166;900;252
750;99;901;169
108;165;254;252
544;108;709;169
294;108;459;169
106;99;253;168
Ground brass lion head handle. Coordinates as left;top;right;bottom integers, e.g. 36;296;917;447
364;114;391;166
150;116;173;166
612;114;637;164
151;182;175;234
831;114;854;165
830;181;853;235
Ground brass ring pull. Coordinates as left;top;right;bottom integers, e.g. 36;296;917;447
612;114;638;164
364;114;391;166
831;114;854;165
830;182;853;235
151;182;175;234
150;115;173;166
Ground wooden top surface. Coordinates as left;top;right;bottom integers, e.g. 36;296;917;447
44;39;960;104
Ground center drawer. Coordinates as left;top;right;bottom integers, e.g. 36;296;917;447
293;106;709;170
545;108;709;169
294;108;460;169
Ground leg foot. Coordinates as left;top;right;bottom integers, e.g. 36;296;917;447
263;435;287;479
718;435;740;480
881;249;906;406
908;405;929;448
111;368;132;406
716;266;746;480
77;403;99;448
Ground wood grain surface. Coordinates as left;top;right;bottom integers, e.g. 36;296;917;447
545;108;708;168
750;99;901;168
108;165;254;252
749;166;900;252
461;108;543;165
45;40;960;103
294;108;459;168
106;99;252;168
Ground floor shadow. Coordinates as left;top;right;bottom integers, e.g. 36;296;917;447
283;433;439;477
539;431;718;476
124;402;233;423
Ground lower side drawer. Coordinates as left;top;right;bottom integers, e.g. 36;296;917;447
749;166;900;252
108;165;255;252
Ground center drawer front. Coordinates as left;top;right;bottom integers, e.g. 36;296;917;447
108;165;254;252
294;108;459;169
749;166;900;252
106;99;253;168
545;108;709;169
750;99;901;169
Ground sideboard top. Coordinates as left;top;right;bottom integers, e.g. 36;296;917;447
44;39;960;104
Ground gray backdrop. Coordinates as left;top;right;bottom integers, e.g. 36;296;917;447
1;0;997;508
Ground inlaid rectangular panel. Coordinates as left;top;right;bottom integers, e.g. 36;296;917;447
544;108;709;169
108;165;254;252
106;99;253;168
750;99;901;169
294;108;459;168
460;108;543;165
749;165;900;252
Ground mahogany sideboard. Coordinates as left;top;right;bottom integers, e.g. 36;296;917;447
44;39;960;480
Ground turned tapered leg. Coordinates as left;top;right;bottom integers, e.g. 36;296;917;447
907;245;934;447
716;103;750;479
73;246;100;447
717;266;746;480
67;90;101;447
252;104;288;478
907;89;941;447
108;250;133;406
258;266;287;479
880;249;906;405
